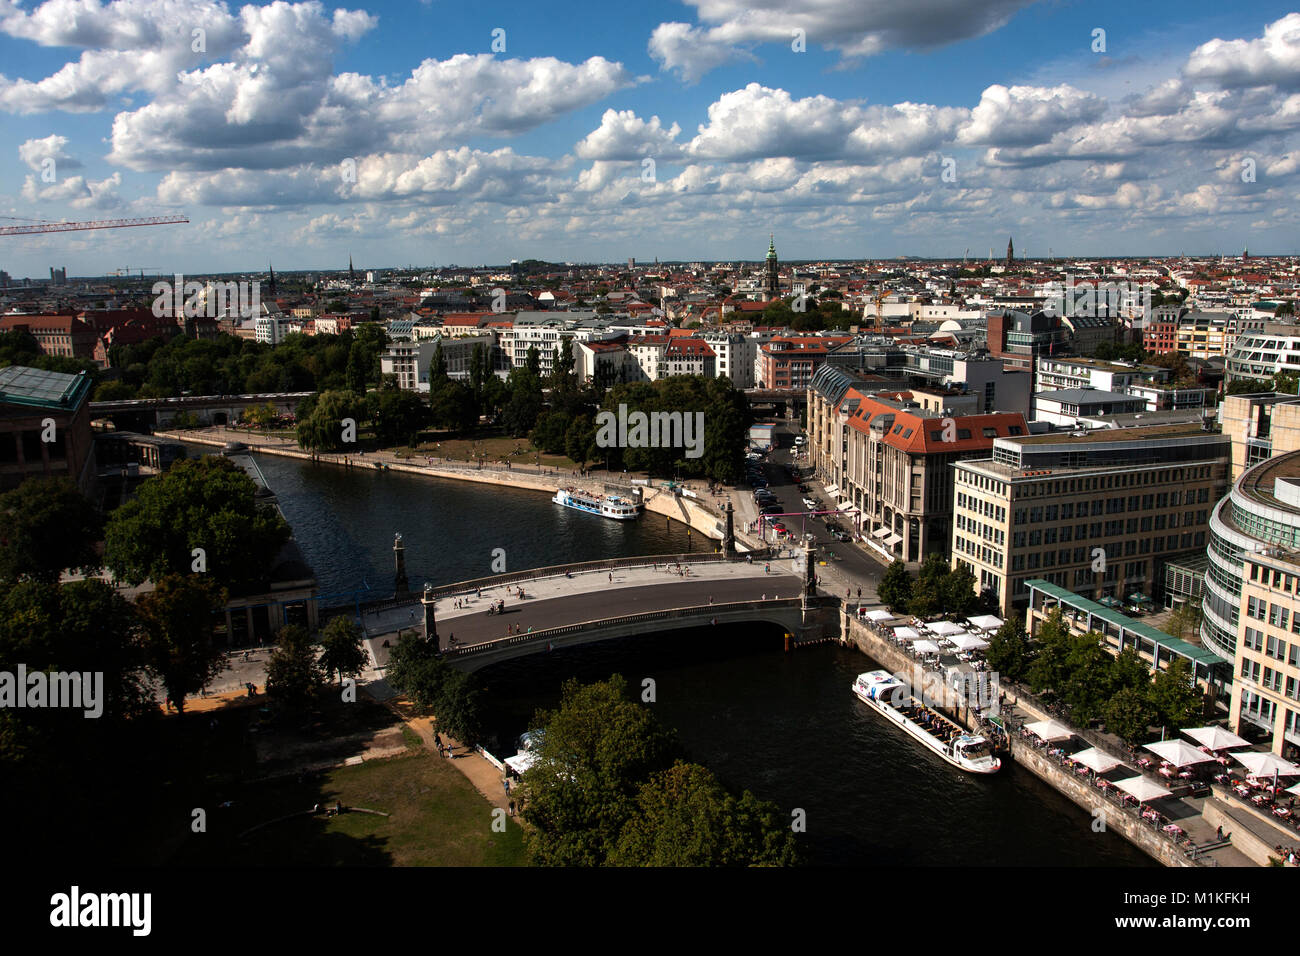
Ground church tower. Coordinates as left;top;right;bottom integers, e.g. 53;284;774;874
267;263;277;296
1006;236;1014;266
349;254;356;283
765;234;779;298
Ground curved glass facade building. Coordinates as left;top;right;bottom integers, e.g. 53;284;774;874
1203;449;1300;660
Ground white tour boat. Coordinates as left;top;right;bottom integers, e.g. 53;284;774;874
552;487;641;521
852;669;1001;774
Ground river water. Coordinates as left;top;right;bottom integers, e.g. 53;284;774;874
226;447;1152;866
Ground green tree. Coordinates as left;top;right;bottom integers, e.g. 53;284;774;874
428;379;476;434
522;675;678;866
878;560;913;614
103;456;291;593
940;562;980;619
368;388;429;446
92;380;136;401
1150;657;1203;730
265;624;324;707
1026;608;1071;699
1103;685;1157;744
296;389;367;452
608;761;799;866
135;573;228;714
318;616;367;684
1061;631;1114;725
0;478;101;585
565;414;597;468
985;613;1032;683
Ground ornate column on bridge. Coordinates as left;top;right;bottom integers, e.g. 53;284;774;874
421;583;438;645
802;541;817;609
724;500;736;557
393;532;410;597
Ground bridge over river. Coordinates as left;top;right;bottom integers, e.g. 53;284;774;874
360;552;836;673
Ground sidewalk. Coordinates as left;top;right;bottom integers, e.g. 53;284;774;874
371;683;521;821
362;555;804;635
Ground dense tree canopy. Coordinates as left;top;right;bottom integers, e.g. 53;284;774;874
104;455;291;593
521;676;797;867
0;478;102;585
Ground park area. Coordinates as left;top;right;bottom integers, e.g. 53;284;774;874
168;750;528;867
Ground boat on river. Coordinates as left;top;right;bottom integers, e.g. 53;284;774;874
552;487;640;520
852;670;1001;774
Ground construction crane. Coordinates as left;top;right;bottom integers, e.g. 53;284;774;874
0;215;188;236
107;266;162;278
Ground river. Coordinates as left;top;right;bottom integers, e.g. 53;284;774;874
225;446;1154;866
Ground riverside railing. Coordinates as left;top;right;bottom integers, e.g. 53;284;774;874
443;597;805;658
1012;727;1220;866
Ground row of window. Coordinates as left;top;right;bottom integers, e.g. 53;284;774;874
1239;658;1300;702
1243;626;1300;664
1247;562;1300;594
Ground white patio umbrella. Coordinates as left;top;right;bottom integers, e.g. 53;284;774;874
1287;782;1300;797
912;639;942;654
927;620;965;637
1143;739;1215;768
1025;718;1074;742
1114;774;1173;803
1181;726;1251;751
893;626;920;641
1233;751;1300;777
865;609;895;622
949;633;990;651
1070;747;1125;774
968;614;1003;631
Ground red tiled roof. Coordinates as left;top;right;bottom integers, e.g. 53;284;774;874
843;390;1028;455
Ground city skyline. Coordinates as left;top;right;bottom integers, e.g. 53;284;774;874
1;1;1299;275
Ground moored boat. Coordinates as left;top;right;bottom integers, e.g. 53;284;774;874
552;487;641;520
852;670;1001;774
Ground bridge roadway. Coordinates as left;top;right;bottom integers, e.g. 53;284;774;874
365;558;805;667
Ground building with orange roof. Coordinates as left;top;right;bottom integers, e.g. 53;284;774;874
756;335;853;390
808;364;1029;563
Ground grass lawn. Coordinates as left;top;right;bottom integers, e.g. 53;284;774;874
394;430;581;471
169;751;529;866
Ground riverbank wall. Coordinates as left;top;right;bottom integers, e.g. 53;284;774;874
841;610;1194;867
169;429;763;551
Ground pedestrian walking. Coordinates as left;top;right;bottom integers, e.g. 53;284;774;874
435;732;443;749
857;587;862;601
508;799;516;817
504;778;511;796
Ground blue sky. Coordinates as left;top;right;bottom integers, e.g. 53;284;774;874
1;0;1299;276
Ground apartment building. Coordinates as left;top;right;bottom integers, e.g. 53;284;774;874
0;313;97;359
663;338;716;378
756;335;854;390
951;424;1231;614
699;331;758;387
1031;388;1147;426
1225;323;1300;384
1201;449;1300;758
379;334;493;392
807;365;1028;563
986;309;1067;372
1218;392;1300;481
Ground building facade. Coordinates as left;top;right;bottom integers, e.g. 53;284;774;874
952;424;1231;614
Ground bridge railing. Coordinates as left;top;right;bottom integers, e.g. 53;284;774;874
357;551;757;615
443;597;805;658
